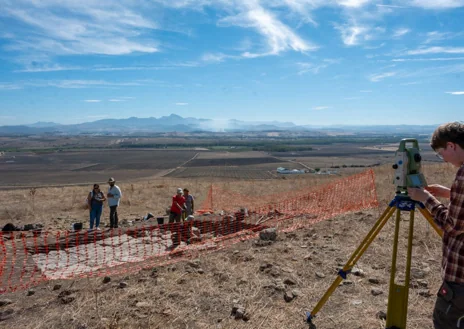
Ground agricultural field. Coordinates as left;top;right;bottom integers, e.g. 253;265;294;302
0;137;440;187
166;166;277;180
0;149;198;187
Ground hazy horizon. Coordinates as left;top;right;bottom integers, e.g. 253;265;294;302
6;113;443;128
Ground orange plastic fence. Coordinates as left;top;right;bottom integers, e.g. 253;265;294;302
0;170;378;294
199;169;378;215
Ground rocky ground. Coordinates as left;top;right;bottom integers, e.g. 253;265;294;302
0;207;442;329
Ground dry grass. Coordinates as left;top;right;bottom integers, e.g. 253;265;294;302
0;162;456;329
0;174;341;231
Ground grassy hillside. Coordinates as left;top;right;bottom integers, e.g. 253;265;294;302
0;163;456;329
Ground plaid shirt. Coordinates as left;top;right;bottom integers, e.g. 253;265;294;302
425;164;464;284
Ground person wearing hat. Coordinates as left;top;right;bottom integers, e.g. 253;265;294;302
107;177;122;228
169;187;185;223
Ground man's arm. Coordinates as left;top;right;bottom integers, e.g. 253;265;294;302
425;178;464;236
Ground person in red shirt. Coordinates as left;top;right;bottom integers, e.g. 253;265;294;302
169;188;186;223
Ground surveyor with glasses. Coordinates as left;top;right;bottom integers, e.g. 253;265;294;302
408;121;464;329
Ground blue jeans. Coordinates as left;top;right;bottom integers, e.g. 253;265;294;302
90;206;103;229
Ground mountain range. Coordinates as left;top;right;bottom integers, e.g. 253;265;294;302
0;114;438;136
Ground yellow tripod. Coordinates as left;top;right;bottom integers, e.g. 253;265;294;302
306;194;443;329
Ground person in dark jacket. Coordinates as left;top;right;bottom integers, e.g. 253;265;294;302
87;184;106;230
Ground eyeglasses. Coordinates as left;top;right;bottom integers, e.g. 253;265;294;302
434;148;445;160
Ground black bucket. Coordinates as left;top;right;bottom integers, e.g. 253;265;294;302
157;217;164;225
73;222;83;231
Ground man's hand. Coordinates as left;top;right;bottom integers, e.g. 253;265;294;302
425;184;450;198
407;187;432;202
107;193;113;197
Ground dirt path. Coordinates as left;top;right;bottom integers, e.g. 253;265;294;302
160;152;199;177
268;154;314;171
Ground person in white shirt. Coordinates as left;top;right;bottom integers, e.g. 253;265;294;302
107;177;122;228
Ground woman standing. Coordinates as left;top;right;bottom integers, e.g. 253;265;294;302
87;184;106;230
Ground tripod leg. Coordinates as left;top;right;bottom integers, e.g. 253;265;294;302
417;207;443;238
385;208;415;329
307;205;396;323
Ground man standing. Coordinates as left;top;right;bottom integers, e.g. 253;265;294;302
407;121;464;329
169;188;185;223
107;177;122;229
183;188;195;217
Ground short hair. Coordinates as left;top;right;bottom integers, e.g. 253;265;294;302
183;188;189;192
430;121;464;151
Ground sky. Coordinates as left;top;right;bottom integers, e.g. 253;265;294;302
0;0;463;126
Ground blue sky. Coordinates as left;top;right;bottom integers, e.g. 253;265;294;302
0;0;463;126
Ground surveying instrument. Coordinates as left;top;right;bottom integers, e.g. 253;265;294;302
305;139;443;329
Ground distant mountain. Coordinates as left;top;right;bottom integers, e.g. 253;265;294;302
0;125;60;135
27;121;62;128
0;114;438;136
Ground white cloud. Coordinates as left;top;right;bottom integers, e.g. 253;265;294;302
364;42;386;50
1;32;15;39
423;31;462;44
388;64;464;80
2;79;149;89
218;2;317;57
1;0;158;59
337;0;371;8
15;64;83;73
393;28;410;38
108;97;135;102
368;71;397;82
84;100;101;103
312;106;331;110
175;102;189;105
376;4;407;8
405;0;464;9
393;57;464;62
400;81;421;86
0;83;22;90
93;62;199;71
407;47;464;55
47;80;142;89
296;62;324;75
201;53;235;63
445;91;464;95
335;23;370;46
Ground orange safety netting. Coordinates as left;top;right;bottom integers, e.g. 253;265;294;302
0;170;378;294
198;169;378;215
